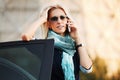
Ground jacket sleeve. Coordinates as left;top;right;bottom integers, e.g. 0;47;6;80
80;65;92;73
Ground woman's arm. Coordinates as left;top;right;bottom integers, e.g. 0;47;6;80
21;17;46;41
68;20;92;72
75;37;93;70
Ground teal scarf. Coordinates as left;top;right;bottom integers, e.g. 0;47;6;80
47;30;76;80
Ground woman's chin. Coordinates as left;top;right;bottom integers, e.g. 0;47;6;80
58;30;66;33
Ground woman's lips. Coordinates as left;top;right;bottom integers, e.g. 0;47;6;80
56;25;64;29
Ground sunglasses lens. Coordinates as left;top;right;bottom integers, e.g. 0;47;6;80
60;16;65;20
50;15;66;22
50;17;58;21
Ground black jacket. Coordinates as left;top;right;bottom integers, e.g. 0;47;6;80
51;48;80;80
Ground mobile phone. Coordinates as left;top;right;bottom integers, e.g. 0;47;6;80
67;24;71;32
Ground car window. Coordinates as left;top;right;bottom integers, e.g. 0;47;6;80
0;39;54;80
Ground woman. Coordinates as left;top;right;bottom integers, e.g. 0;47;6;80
21;3;92;80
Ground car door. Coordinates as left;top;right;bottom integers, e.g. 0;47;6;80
0;39;54;80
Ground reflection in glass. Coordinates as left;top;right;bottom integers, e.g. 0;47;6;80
0;47;41;80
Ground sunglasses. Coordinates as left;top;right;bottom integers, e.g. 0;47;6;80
49;15;67;22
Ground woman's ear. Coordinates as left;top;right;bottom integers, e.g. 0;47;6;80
47;21;51;29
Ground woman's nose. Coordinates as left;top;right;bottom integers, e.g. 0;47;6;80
57;18;62;23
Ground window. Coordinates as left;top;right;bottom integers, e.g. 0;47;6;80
0;39;54;80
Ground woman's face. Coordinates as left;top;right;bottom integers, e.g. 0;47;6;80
48;8;68;36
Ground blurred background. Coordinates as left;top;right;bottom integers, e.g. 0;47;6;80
0;0;120;80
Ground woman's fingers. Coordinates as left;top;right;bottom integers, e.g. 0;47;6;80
21;34;32;41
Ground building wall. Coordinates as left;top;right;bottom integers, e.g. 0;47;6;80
0;0;41;41
0;0;82;42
